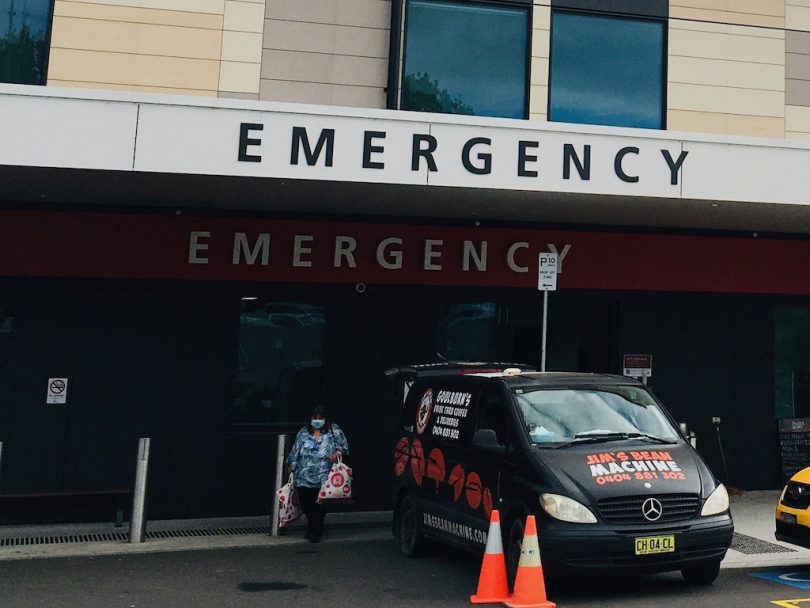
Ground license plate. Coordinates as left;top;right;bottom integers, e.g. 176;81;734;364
635;535;675;555
781;512;798;525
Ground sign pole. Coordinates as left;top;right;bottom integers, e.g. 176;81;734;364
537;252;558;373
541;290;549;372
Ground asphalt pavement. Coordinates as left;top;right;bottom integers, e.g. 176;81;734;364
0;490;807;570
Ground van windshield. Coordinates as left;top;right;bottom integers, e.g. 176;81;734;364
513;386;679;448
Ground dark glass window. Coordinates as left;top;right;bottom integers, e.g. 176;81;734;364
232;299;325;424
549;11;665;129
774;308;810;419
0;292;13;333
436;302;497;362
402;0;529;119
0;0;52;85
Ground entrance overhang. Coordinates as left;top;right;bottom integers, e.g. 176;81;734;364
3;83;810;234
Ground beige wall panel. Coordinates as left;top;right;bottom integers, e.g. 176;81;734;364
531;28;550;60
261;49;387;88
529;84;548;116
531;3;550;99
786;104;810;131
222;31;263;63
669;56;784;91
219;61;261;94
48;48;220;90
67;0;225;15
260;79;385;108
265;0;390;30
671;0;783;15
530;58;548;87
786;131;810;140
48;79;215;96
670;6;783;28
790;0;810;8
667;109;784;138
669;29;784;64
263;19;388;57
224;1;264;33
51;16;222;60
533;2;550;29
670;18;783;39
668;83;784;117
787;5;810;32
55;2;223;29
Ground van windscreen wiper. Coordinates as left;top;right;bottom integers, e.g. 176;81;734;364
556;431;677;449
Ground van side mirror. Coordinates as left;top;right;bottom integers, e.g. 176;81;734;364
472;429;507;456
679;422;697;449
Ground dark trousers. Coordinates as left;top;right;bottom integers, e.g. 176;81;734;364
297;486;326;540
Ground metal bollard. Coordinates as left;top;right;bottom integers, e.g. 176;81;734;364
129;437;151;544
270;434;287;536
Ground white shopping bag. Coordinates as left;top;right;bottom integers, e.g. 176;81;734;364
277;473;302;527
316;454;353;504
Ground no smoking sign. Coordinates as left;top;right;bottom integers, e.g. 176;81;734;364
46;377;68;404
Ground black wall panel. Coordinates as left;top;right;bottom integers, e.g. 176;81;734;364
3;283;80;493
0;277;786;524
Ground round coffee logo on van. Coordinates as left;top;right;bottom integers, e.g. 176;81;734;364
416;388;433;434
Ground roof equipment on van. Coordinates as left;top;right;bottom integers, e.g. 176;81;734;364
384;362;536;379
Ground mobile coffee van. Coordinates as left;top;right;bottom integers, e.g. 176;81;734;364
388;364;733;585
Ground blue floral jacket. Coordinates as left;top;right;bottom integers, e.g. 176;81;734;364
287;423;350;488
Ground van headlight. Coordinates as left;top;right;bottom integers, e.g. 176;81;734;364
540;493;597;523
701;483;730;516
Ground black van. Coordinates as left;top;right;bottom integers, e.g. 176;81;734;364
389;364;734;585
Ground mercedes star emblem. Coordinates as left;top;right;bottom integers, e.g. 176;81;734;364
642;497;663;522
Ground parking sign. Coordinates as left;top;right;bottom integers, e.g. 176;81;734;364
538;253;558;291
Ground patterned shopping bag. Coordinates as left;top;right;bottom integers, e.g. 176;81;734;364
277;473;302;527
316;454;353;504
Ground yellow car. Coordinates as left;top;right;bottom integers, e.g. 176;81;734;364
776;468;810;547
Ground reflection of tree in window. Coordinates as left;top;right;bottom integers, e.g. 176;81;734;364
1;0;51;85
403;72;474;115
402;0;528;119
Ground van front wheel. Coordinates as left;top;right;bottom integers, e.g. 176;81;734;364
506;517;525;588
681;560;721;585
398;496;427;557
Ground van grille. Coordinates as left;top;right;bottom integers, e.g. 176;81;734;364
597;494;700;524
781;482;810;510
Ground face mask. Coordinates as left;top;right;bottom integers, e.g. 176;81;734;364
311;419;325;429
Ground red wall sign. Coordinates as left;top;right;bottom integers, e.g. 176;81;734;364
1;210;809;295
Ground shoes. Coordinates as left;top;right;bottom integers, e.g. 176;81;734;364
308;535;321;543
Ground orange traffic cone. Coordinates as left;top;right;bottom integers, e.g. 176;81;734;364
470;509;510;604
504;515;555;608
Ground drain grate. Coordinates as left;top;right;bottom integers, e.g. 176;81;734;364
0;520;389;547
731;532;796;555
0;526;270;547
0;532;130;546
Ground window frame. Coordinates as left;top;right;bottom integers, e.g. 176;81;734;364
547;7;668;130
399;0;533;120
